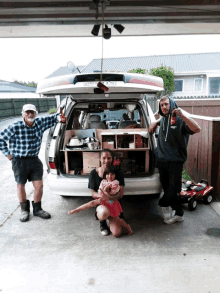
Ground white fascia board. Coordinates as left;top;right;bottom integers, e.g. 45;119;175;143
175;98;220;101
206;72;220;77
175;70;220;76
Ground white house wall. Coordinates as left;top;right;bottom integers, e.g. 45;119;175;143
172;75;207;97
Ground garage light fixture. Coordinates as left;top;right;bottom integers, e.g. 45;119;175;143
91;24;125;39
113;24;125;34
103;25;111;39
91;24;101;36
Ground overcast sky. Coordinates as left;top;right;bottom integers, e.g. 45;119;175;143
1;34;220;83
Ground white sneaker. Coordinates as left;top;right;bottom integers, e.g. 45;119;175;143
161;206;175;221
164;215;184;225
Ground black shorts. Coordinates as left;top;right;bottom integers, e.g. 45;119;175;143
12;157;43;185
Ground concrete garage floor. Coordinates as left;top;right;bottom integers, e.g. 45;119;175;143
0;117;220;293
1;178;220;293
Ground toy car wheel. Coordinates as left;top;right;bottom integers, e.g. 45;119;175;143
203;192;213;205
188;198;197;211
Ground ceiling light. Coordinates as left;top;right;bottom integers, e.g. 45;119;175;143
113;24;125;34
91;24;101;36
103;25;111;40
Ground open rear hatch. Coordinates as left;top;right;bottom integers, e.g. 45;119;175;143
37;72;163;96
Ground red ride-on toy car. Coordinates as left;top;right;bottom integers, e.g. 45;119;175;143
180;179;213;211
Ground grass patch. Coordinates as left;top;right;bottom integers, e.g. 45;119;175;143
48;108;57;115
182;169;192;182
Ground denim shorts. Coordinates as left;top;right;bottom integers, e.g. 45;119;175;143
12;157;43;185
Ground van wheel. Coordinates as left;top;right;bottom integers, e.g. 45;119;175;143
203;193;213;205
188;198;197;211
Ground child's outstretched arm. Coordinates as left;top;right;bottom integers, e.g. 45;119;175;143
68;198;102;215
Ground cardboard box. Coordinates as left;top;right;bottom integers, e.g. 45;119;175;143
114;151;127;158
102;141;115;149
135;134;143;148
83;152;100;174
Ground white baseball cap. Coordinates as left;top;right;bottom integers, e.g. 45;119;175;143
21;104;38;114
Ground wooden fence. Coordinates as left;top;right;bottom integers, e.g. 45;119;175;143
175;98;220;117
0;97;56;120
147;95;220;116
184;114;220;199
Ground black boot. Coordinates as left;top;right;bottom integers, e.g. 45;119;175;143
20;200;30;222
32;201;51;219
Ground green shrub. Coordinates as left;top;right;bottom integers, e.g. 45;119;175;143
48;108;57;115
182;169;192;182
128;66;175;98
128;68;146;74
150;66;175;98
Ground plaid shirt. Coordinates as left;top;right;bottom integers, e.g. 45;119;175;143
0;114;60;157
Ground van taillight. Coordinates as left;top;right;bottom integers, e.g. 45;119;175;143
49;162;56;169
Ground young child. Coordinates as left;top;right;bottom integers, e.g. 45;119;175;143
68;167;132;236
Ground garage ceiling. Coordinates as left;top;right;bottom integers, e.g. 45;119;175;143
1;0;220;38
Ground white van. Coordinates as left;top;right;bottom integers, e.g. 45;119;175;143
37;72;163;196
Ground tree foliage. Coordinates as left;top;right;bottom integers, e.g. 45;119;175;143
128;66;175;97
150;66;175;97
13;80;37;88
128;68;146;74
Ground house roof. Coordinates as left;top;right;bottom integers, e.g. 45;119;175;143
81;52;220;75
0;80;36;92
46;65;85;79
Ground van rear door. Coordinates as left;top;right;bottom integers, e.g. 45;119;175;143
37;72;163;97
140;99;158;149
45;98;75;173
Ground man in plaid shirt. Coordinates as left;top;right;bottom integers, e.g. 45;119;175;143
0;104;66;222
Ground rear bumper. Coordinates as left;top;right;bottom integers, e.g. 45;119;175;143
47;172;162;196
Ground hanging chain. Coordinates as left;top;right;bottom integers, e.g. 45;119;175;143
95;2;99;19
100;0;104;82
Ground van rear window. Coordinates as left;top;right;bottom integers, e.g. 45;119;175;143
74;74;124;83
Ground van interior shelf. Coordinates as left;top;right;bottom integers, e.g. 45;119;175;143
62;128;150;175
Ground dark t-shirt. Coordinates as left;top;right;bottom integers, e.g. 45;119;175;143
88;168;125;192
156;117;194;164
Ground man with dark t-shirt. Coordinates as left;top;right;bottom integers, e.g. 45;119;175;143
149;96;200;224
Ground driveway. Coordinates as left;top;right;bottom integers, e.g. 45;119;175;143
0;116;220;293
